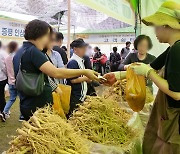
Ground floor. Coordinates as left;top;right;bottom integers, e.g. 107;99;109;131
0;98;21;153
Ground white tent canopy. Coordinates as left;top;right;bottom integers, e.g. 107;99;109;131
0;0;133;33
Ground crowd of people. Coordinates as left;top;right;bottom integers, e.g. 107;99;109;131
0;18;158;122
0;20;100;121
0;1;180;153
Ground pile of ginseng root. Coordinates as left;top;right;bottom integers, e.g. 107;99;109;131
7;106;89;154
103;79;154;104
69;96;135;147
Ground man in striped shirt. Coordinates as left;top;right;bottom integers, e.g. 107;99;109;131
67;39;90;116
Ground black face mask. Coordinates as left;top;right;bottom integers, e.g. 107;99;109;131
42;48;48;53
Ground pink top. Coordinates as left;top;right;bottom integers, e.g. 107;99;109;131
5;53;16;85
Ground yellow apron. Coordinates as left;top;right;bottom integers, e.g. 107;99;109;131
143;68;180;154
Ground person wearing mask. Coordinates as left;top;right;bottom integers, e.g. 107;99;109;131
119;35;156;92
120;41;131;62
53;32;68;65
93;47;103;75
103;1;180;153
110;47;121;72
2;42;19;121
0;41;8;121
13;20;99;121
67;39;91;116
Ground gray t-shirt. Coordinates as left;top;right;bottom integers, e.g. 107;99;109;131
121;47;131;60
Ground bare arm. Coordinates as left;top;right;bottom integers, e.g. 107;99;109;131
39;61;99;81
149;70;180;101
71;76;91;84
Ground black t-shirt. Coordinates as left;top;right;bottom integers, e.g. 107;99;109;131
110;52;121;65
53;46;68;65
14;42;53;110
150;40;180;108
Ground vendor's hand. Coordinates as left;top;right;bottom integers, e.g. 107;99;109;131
55;87;62;96
103;73;117;86
84;69;99;82
130;63;153;77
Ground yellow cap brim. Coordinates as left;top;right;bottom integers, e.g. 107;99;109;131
142;12;180;30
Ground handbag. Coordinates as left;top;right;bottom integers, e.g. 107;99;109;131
100;54;107;65
16;49;45;96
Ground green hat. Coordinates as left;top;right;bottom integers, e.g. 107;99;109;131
142;1;180;30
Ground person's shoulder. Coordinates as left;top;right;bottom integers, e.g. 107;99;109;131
110;52;114;56
67;59;78;66
5;54;12;62
53;46;60;50
128;52;136;57
52;50;60;55
169;41;180;56
171;41;180;50
28;44;41;53
147;53;156;59
67;59;79;69
13;47;23;59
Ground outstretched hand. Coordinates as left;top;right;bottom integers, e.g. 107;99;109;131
130;63;153;77
84;69;100;82
102;73;117;86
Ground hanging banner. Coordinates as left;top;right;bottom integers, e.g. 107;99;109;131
0;19;26;39
76;0;135;26
75;33;135;44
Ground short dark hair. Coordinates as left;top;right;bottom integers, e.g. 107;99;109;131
0;41;2;48
55;32;64;42
61;46;67;51
8;41;18;53
24;19;52;40
113;47;117;52
95;46;100;52
126;41;131;46
134;35;153;50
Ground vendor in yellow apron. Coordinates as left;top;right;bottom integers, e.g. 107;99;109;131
130;1;180;154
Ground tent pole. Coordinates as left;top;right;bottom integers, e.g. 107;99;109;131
57;13;61;32
67;0;71;59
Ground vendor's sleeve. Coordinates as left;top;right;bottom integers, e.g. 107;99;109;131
167;44;180;92
30;47;48;68
150;48;169;70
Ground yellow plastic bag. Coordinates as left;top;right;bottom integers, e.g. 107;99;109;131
52;92;66;118
125;66;146;112
58;84;71;114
